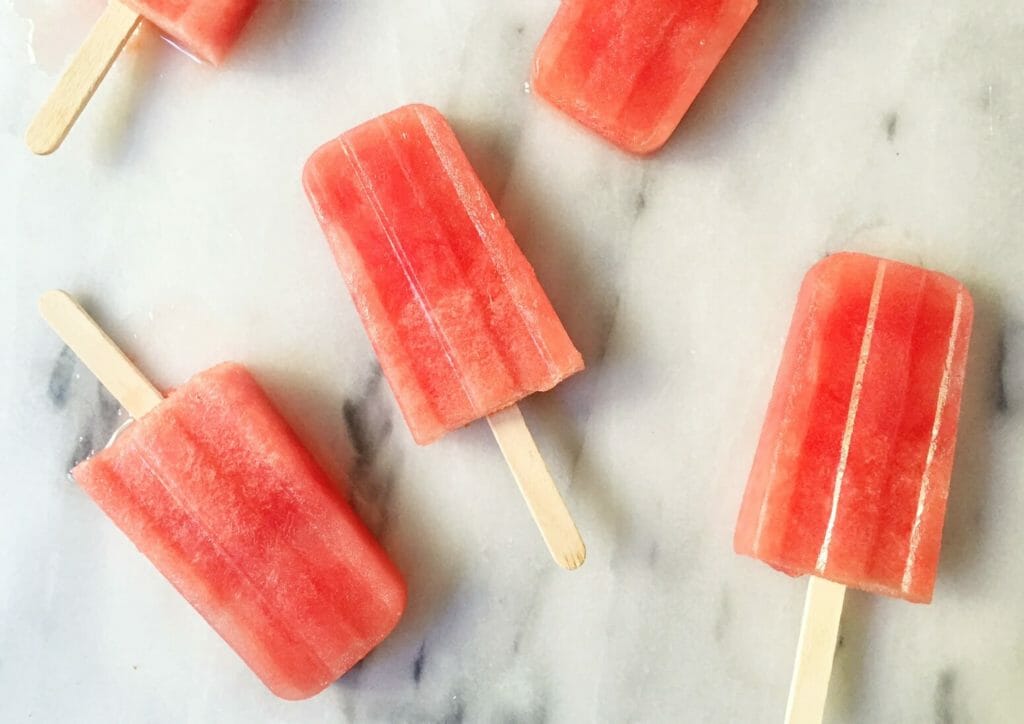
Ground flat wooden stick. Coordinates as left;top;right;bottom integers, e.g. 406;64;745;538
26;1;142;155
784;576;847;724
487;404;585;570
38;290;162;418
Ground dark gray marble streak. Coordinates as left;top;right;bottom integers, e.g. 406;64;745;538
713;586;732;644
993;318;1021;416
994;326;1010;414
46;347;124;473
46;346;76;408
412;641;427;684
340;364;398;539
883;111;899;142
934;669;956;724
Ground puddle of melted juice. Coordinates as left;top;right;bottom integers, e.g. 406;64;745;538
14;0;108;72
14;0;201;74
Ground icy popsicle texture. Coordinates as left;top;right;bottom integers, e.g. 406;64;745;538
122;0;258;64
303;104;584;445
734;253;973;603
532;0;758;154
72;362;406;699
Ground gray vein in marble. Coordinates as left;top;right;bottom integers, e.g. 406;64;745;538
994;325;1009;414
883;111;899;142
935;669;956;724
46;349;123;472
441;697;465;724
412;641;426;685
341;364;397;539
46;345;76;408
713;587;732;644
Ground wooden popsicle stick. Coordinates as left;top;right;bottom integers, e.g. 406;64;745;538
25;1;142;155
784;576;847;724
487;404;586;570
38;290;162;418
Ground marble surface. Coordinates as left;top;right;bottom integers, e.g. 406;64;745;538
2;0;1023;721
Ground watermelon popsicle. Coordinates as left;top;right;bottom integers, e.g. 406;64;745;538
734;253;973;722
39;291;405;700
26;0;258;155
303;104;586;569
532;0;758;154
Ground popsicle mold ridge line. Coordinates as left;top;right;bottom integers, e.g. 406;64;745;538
412;105;562;379
336;133;479;410
72;362;408;699
120;431;341;684
815;261;887;574
901;288;967;594
734;252;974;603
302;104;584;444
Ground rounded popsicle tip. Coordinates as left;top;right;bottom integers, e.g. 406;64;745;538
38;289;76;318
25;122;63;156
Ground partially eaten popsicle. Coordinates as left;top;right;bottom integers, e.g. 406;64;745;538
734;252;973;723
40;291;405;700
303;104;586;569
532;0;758;154
26;0;258;155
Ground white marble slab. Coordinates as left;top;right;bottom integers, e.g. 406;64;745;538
2;0;1023;721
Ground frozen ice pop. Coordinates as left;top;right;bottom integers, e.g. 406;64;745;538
122;0;258;65
532;0;758;154
26;0;258;154
733;253;973;722
41;291;405;700
303;104;586;568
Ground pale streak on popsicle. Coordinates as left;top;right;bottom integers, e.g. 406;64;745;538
901;289;965;594
26;3;142;156
303;104;586;569
815;261;886;574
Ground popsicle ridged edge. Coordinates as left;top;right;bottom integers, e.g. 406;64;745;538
38;290;162;417
26;1;142;155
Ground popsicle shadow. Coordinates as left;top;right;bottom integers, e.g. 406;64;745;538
254;364;461;664
91;24;164;165
934;283;1002;585
452;117;635;554
237;0;351;73
661;0;842;160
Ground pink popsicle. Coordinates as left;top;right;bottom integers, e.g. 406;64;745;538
735;252;973;603
303;104;584;445
123;0;259;64
533;0;758;154
73;362;406;699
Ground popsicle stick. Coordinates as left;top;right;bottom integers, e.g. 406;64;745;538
38;290;162;418
25;1;142;155
784;576;847;724
486;404;585;570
